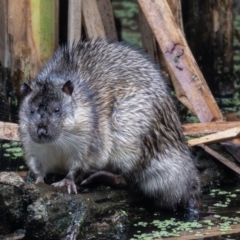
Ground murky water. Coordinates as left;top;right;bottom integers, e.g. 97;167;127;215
124;185;240;240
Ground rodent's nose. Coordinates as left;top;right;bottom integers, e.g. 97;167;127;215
37;127;48;138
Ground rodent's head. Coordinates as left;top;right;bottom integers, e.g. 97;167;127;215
20;79;74;144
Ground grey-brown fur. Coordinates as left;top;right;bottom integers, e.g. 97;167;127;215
19;38;200;208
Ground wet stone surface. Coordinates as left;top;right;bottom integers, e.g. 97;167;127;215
0;172;132;240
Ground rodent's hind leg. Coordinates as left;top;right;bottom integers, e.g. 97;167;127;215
51;170;78;194
81;171;127;189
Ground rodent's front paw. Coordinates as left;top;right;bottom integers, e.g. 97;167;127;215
51;178;78;194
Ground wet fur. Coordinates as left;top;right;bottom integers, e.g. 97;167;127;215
19;39;200;208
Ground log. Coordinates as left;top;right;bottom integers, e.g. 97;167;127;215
188;127;240;147
138;0;223;122
183;121;240;136
82;0;117;40
0;121;19;141
200;144;240;175
68;0;82;45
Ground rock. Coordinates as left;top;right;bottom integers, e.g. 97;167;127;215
0;172;130;240
0;172;25;234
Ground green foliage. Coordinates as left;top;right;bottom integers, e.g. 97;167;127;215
112;0;142;48
1;141;23;160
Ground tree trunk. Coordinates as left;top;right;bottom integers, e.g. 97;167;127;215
182;0;233;97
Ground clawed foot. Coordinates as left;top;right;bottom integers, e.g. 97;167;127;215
81;170;127;189
52;178;78;194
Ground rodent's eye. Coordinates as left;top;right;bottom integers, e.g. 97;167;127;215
30;109;34;114
54;107;60;113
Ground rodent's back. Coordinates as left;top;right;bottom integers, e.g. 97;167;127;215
40;39;167;97
39;39;183;142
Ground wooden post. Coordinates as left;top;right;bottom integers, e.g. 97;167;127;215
96;0;118;40
138;7;159;63
68;0;82;45
82;0;117;40
138;0;223;123
0;0;58;83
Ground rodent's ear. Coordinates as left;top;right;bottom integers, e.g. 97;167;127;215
62;80;74;96
21;83;32;97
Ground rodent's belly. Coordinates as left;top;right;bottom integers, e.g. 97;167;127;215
45;154;70;173
34;144;74;174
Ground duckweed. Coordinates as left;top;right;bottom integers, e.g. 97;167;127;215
131;188;240;239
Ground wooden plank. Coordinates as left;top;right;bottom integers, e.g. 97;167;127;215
167;0;195;112
139;0;195;112
0;121;19;141
138;0;223;123
165;0;196;112
183;121;240;136
167;0;184;33
82;0;106;39
68;0;82;45
96;0;118;40
2;119;240;145
138;6;158;61
188;127;240;146
83;0;117;40
200;144;240;175
221;139;240;163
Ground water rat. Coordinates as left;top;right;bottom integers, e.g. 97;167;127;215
19;38;200;209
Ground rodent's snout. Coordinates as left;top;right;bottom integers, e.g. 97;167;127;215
37;126;48;138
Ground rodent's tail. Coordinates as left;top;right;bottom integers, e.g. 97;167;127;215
134;150;200;209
